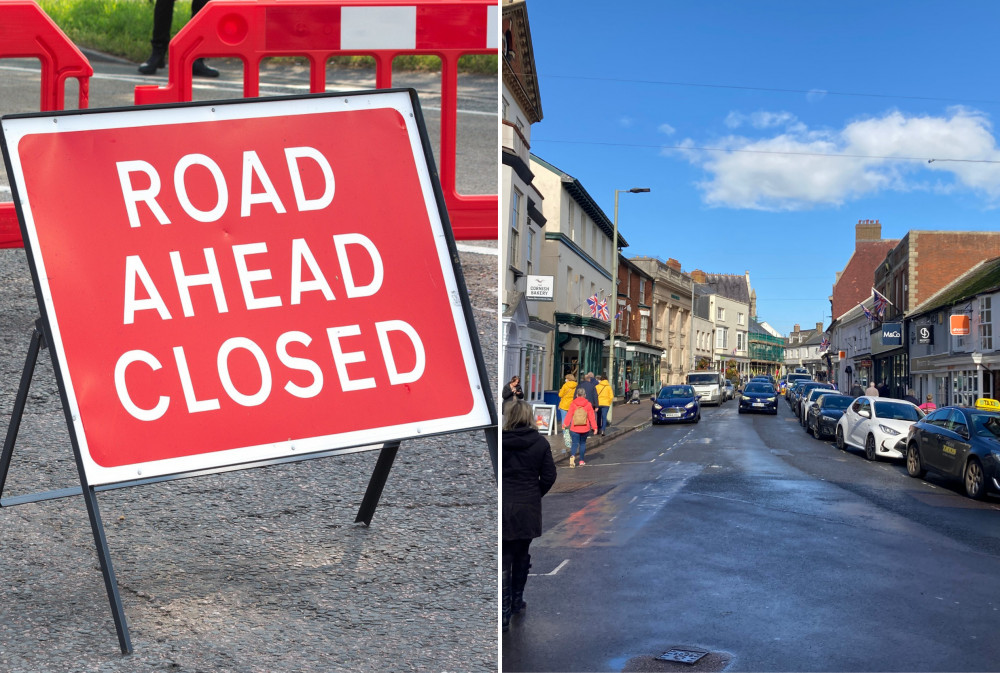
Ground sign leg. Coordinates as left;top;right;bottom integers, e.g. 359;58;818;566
0;328;43;497
80;485;133;654
484;427;498;482
354;442;400;527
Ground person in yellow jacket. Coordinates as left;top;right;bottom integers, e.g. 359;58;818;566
557;374;577;425
595;374;614;436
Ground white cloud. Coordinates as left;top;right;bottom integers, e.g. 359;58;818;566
725;110;797;130
659;123;676;135
679;107;1000;210
619;116;634;128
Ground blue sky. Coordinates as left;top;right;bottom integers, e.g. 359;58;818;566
524;0;1000;336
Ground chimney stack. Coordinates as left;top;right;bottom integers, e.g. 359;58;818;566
666;258;682;272
691;269;707;284
793;324;800;333
816;322;824;332
856;218;881;243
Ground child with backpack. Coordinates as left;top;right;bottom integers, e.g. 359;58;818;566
564;388;598;467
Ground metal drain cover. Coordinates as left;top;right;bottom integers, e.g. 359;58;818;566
658;648;709;664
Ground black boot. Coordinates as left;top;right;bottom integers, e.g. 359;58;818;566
138;47;166;75
192;58;219;78
501;569;511;632
510;554;530;615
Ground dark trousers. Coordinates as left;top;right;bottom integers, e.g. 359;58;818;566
151;0;210;49
502;538;531;574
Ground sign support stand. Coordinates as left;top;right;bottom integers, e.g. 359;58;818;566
0;322;133;654
354;441;400;526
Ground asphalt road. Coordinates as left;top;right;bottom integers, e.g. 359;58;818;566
504;396;1000;672
0;55;499;671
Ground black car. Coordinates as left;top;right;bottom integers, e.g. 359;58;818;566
787;380;810;404
738;382;778;414
905;405;1000;499
793;382;835;417
805;393;854;439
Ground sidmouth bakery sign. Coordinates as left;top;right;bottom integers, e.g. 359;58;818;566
1;91;492;487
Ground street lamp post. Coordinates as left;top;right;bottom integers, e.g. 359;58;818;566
607;187;650;420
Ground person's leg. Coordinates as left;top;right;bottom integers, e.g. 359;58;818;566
578;434;587;464
501;541;513;631
509;539;531;615
139;0;174;73
190;0;220;77
569;431;580;466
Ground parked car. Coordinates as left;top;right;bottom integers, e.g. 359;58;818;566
784;373;812;399
738;382;778;415
836;396;924;461
651;385;701;424
905;403;1000;500
805;394;855;439
793;382;835;418
799;386;837;426
723;380;735;401
685;371;725;406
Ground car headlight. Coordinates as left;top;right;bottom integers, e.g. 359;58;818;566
685;402;696;409
766;397;776;403
878;424;900;436
820;414;835;421
653;403;662;410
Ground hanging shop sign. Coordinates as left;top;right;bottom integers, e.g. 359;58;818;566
917;325;934;345
951;315;970;336
881;322;903;346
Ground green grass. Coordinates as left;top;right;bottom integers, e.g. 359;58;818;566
37;0;497;74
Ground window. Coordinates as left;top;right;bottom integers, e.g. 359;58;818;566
508;188;521;269
980;296;993;350
526;228;535;277
502;97;509;121
737;332;745;351
717;307;725;321
639;279;646;304
716;328;728;349
567;201;576;240
738;312;745;326
640;316;648;341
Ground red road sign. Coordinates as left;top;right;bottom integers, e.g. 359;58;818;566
2;90;491;486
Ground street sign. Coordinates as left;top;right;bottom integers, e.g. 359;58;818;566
2;91;492;487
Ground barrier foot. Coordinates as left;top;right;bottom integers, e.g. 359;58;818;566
354;442;400;527
0;325;43;497
484;427;498;482
80;484;133;654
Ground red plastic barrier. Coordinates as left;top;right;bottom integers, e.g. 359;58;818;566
134;0;498;240
0;0;93;248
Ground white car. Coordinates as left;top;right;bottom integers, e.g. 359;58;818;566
835;396;925;461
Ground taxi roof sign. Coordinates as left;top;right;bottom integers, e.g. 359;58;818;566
974;398;1000;411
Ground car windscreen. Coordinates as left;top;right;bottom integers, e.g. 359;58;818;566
819;396;853;410
686;374;719;385
807;389;830;401
744;384;774;394
657;386;694;399
873;401;922;421
970;412;1000;438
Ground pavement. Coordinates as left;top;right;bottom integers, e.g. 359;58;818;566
545;399;652;464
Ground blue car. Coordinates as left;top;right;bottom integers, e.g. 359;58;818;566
739;382;778;414
905;403;1000;499
652;385;701;424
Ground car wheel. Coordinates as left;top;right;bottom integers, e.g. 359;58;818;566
864;434;876;461
964;457;986;500
738;407;744;414
805;420;813;436
906;443;926;478
836;426;846;451
694;413;701;423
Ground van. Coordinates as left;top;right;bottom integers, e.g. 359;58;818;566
685;371;725;406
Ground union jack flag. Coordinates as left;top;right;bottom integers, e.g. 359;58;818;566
597;298;610;321
872;288;892;319
586;293;599;317
819;336;830;351
860;303;874;322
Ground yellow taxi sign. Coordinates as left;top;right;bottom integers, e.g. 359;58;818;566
974;398;1000;410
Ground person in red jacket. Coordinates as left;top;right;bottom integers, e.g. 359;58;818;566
563;388;598;466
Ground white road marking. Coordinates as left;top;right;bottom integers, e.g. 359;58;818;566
457;243;498;255
529;559;569;577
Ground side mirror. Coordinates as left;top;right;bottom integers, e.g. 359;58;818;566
858;409;871;419
696;394;703;400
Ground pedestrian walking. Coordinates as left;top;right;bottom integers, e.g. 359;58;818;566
138;0;220;77
557;374;577;449
578;371;599;409
865;381;879;397
850;382;864;397
595;373;613;436
903;388;920;405
502;400;557;633
501;375;523;411
564;388;597;467
877;380;890;397
919;394;937;412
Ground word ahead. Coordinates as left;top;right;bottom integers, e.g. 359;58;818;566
2;91;491;486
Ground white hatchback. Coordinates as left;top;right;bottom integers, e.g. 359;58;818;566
835;396;925;461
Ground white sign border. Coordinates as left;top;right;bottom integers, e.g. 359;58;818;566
2;90;493;486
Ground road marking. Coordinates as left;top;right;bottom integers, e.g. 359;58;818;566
457;243;498;256
529;559;569;577
586;459;656;467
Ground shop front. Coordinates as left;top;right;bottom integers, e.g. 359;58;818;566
872;320;907;398
624;342;664;397
552;312;610;389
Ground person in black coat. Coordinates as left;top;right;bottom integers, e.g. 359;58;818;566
502;400;556;632
501;375;524;411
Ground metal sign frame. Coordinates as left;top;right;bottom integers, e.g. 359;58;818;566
0;90;498;654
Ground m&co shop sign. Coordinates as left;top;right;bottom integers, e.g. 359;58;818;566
2;91;491;486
